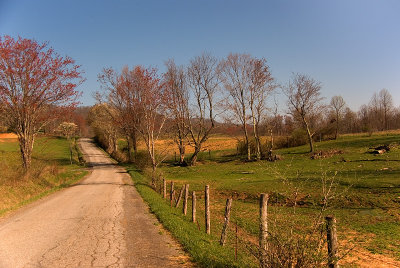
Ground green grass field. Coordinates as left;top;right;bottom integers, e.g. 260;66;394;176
126;132;400;267
0;135;88;216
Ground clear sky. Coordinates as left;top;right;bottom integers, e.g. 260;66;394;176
0;0;399;110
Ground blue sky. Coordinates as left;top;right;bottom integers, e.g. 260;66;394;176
0;0;399;110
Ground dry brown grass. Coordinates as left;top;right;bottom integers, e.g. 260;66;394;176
135;135;239;155
0;133;18;143
342;129;400;137
134;135;282;156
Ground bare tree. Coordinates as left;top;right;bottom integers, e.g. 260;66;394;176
248;58;275;160
378;88;393;130
369;92;381;131
220;54;275;160
330;96;346;139
186;53;219;166
284;74;323;153
219;53;252;160
358;104;372;134
342;107;357;134
164;59;189;165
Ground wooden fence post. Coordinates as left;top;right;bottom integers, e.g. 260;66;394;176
183;184;189;215
163;178;166;199
192;191;196;223
205;185;210;234
259;193;268;267
170;181;174;207
220;198;233;246
175;185;185;208
326;215;339;268
235;221;238;260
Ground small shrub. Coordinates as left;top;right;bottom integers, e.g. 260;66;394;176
274;129;308;149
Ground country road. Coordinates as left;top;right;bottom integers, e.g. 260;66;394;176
0;138;190;268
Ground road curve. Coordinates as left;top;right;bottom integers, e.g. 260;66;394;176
0;138;189;267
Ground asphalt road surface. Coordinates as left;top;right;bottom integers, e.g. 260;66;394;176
0;138;190;267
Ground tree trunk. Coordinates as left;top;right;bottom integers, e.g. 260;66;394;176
304;121;314;153
335;111;339;140
190;145;201;166
251;108;261;160
130;131;137;155
18;134;35;172
243;124;251;161
384;110;388;130
178;139;185;164
126;136;133;162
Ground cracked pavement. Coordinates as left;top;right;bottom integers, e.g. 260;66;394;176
0;138;190;267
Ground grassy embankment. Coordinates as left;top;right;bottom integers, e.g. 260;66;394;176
124;132;400;267
0;135;88;217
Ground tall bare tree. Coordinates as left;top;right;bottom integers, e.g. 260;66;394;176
378;88;393;130
219;53;252;160
330;96;346;139
220;54;275;160
368;92;381;131
164;60;189;165
186;53;219;166
284;73;323;153
248;58;275;160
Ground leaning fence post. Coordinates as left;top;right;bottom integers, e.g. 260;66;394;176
192;191;196;223
220;198;233;246
170;181;175;207
175;185;185;208
326;215;339;268
163;178;166;199
183;184;189;215
205;185;210;234
259;193;268;267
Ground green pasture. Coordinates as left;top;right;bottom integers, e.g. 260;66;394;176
0;135;88;216
127;132;400;266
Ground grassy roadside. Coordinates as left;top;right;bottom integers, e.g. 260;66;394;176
125;165;256;267
0;135;88;217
